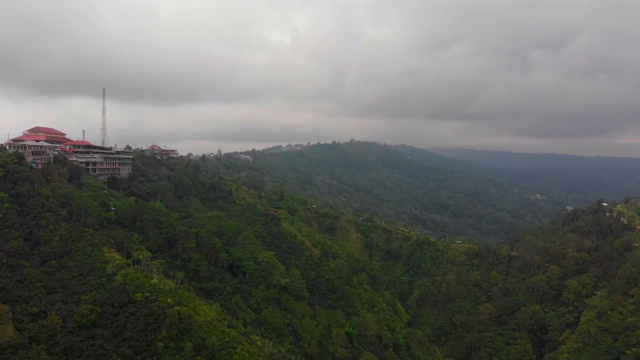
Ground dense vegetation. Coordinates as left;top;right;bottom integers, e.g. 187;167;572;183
431;148;640;201
2;146;640;359
218;141;573;241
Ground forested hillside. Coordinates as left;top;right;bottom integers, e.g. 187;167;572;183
2;150;640;359
218;141;573;241
430;148;640;201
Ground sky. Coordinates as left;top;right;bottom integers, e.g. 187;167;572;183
1;0;640;157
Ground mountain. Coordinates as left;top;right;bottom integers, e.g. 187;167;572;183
3;150;640;359
1;150;436;359
218;141;575;241
430;148;640;201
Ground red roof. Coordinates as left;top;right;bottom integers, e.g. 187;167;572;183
149;144;162;150
10;134;73;143
26;126;67;136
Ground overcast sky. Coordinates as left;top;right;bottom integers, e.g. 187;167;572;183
2;0;640;157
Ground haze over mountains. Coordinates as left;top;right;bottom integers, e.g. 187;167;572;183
431;148;640;201
219;141;640;241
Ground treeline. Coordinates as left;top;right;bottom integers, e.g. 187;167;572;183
216;141;574;241
1;150;640;359
431;147;640;201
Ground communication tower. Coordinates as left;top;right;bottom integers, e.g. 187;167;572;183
100;88;108;147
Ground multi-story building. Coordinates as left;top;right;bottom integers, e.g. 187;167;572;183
114;146;133;178
9;126;73;144
6;126;73;168
144;144;179;159
61;141;128;181
5;141;57;168
5;126;188;180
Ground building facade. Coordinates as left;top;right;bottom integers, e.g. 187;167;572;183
6;126;134;180
114;147;133;178
9;126;73;144
144;144;179;159
61;141;133;181
5;141;57;168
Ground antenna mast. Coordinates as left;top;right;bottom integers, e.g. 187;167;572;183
100;88;108;147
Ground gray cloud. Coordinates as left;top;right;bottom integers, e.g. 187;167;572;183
1;0;640;156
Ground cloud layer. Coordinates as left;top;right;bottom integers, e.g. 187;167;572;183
1;0;640;156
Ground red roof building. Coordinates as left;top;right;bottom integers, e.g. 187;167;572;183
144;144;179;159
9;126;73;144
61;141;132;180
5;126;133;180
5;141;57;168
28;126;66;135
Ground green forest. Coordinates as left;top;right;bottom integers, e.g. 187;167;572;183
2;145;640;359
217;142;575;241
430;147;640;201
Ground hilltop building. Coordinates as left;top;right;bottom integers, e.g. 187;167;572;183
61;141;133;181
5;126;134;179
9;126;73;144
5;141;57;168
144;144;179;159
114;146;134;178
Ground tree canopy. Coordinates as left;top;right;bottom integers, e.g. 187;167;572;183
1;147;640;359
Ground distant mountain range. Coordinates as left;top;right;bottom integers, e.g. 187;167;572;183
218;142;640;241
430;148;640;200
218;142;578;241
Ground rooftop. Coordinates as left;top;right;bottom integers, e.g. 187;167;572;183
26;126;67;136
8;140;56;146
10;133;74;143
